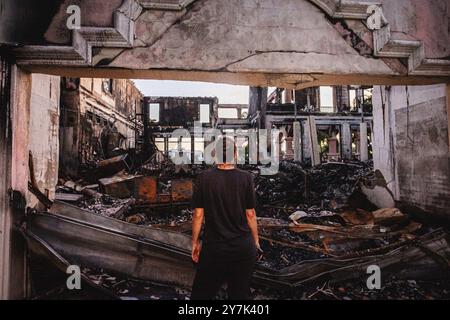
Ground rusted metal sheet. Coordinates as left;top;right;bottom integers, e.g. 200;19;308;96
99;175;192;204
135;176;157;202
171;179;193;202
22;228;119;299
28;211;196;288
49;201;191;249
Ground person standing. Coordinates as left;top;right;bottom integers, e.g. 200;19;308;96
190;136;260;300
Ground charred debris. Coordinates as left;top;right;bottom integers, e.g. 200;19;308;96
25;152;450;300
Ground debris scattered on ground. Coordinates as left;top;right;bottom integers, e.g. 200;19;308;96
78;195;134;219
254;160;373;211
33;262;450;300
258;240;328;270
251;276;450;300
40;158;450;300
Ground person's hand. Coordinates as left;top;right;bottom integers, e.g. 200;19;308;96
192;240;202;263
255;242;263;261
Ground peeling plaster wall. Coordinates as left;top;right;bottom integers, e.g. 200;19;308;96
372;84;450;218
28;74;60;207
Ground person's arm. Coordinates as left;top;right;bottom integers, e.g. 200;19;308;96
246;208;260;249
245;174;260;250
191;208;204;263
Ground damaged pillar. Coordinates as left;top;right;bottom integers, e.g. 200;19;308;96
28;74;60;206
259;87;268;128
249;87;268;128
341;123;352;160
248;87;258;117
309;117;320;166
305;116;320;166
302;121;311;161
0;56;12;301
356;88;364;112
341;86;350;109
293;121;302;162
284;89;293;104
142;99;154;159
359;122;369;161
0;63;31;300
328;135;339;161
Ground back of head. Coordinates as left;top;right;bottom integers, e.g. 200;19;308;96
215;135;236;164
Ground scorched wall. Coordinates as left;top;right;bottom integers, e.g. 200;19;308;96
373;84;450;219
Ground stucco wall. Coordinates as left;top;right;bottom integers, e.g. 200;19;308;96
380;0;450;59
372;84;450;218
28;74;60;207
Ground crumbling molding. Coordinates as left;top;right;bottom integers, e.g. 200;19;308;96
11;0;450;77
374;25;450;76
312;0;450;76
409;46;450;76
138;0;197;11
309;0;379;19
14;0;142;66
373;26;421;59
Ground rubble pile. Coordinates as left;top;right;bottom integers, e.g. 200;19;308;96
58;158;375;228
78;195;134;219
138;155;207;179
44;156;450;300
258;240;328;270
129;208;193;228
254;160;374;214
55;159;432;266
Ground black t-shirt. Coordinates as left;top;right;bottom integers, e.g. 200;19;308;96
192;167;257;262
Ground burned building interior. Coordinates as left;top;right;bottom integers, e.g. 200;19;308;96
14;78;450;300
1;0;450;301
